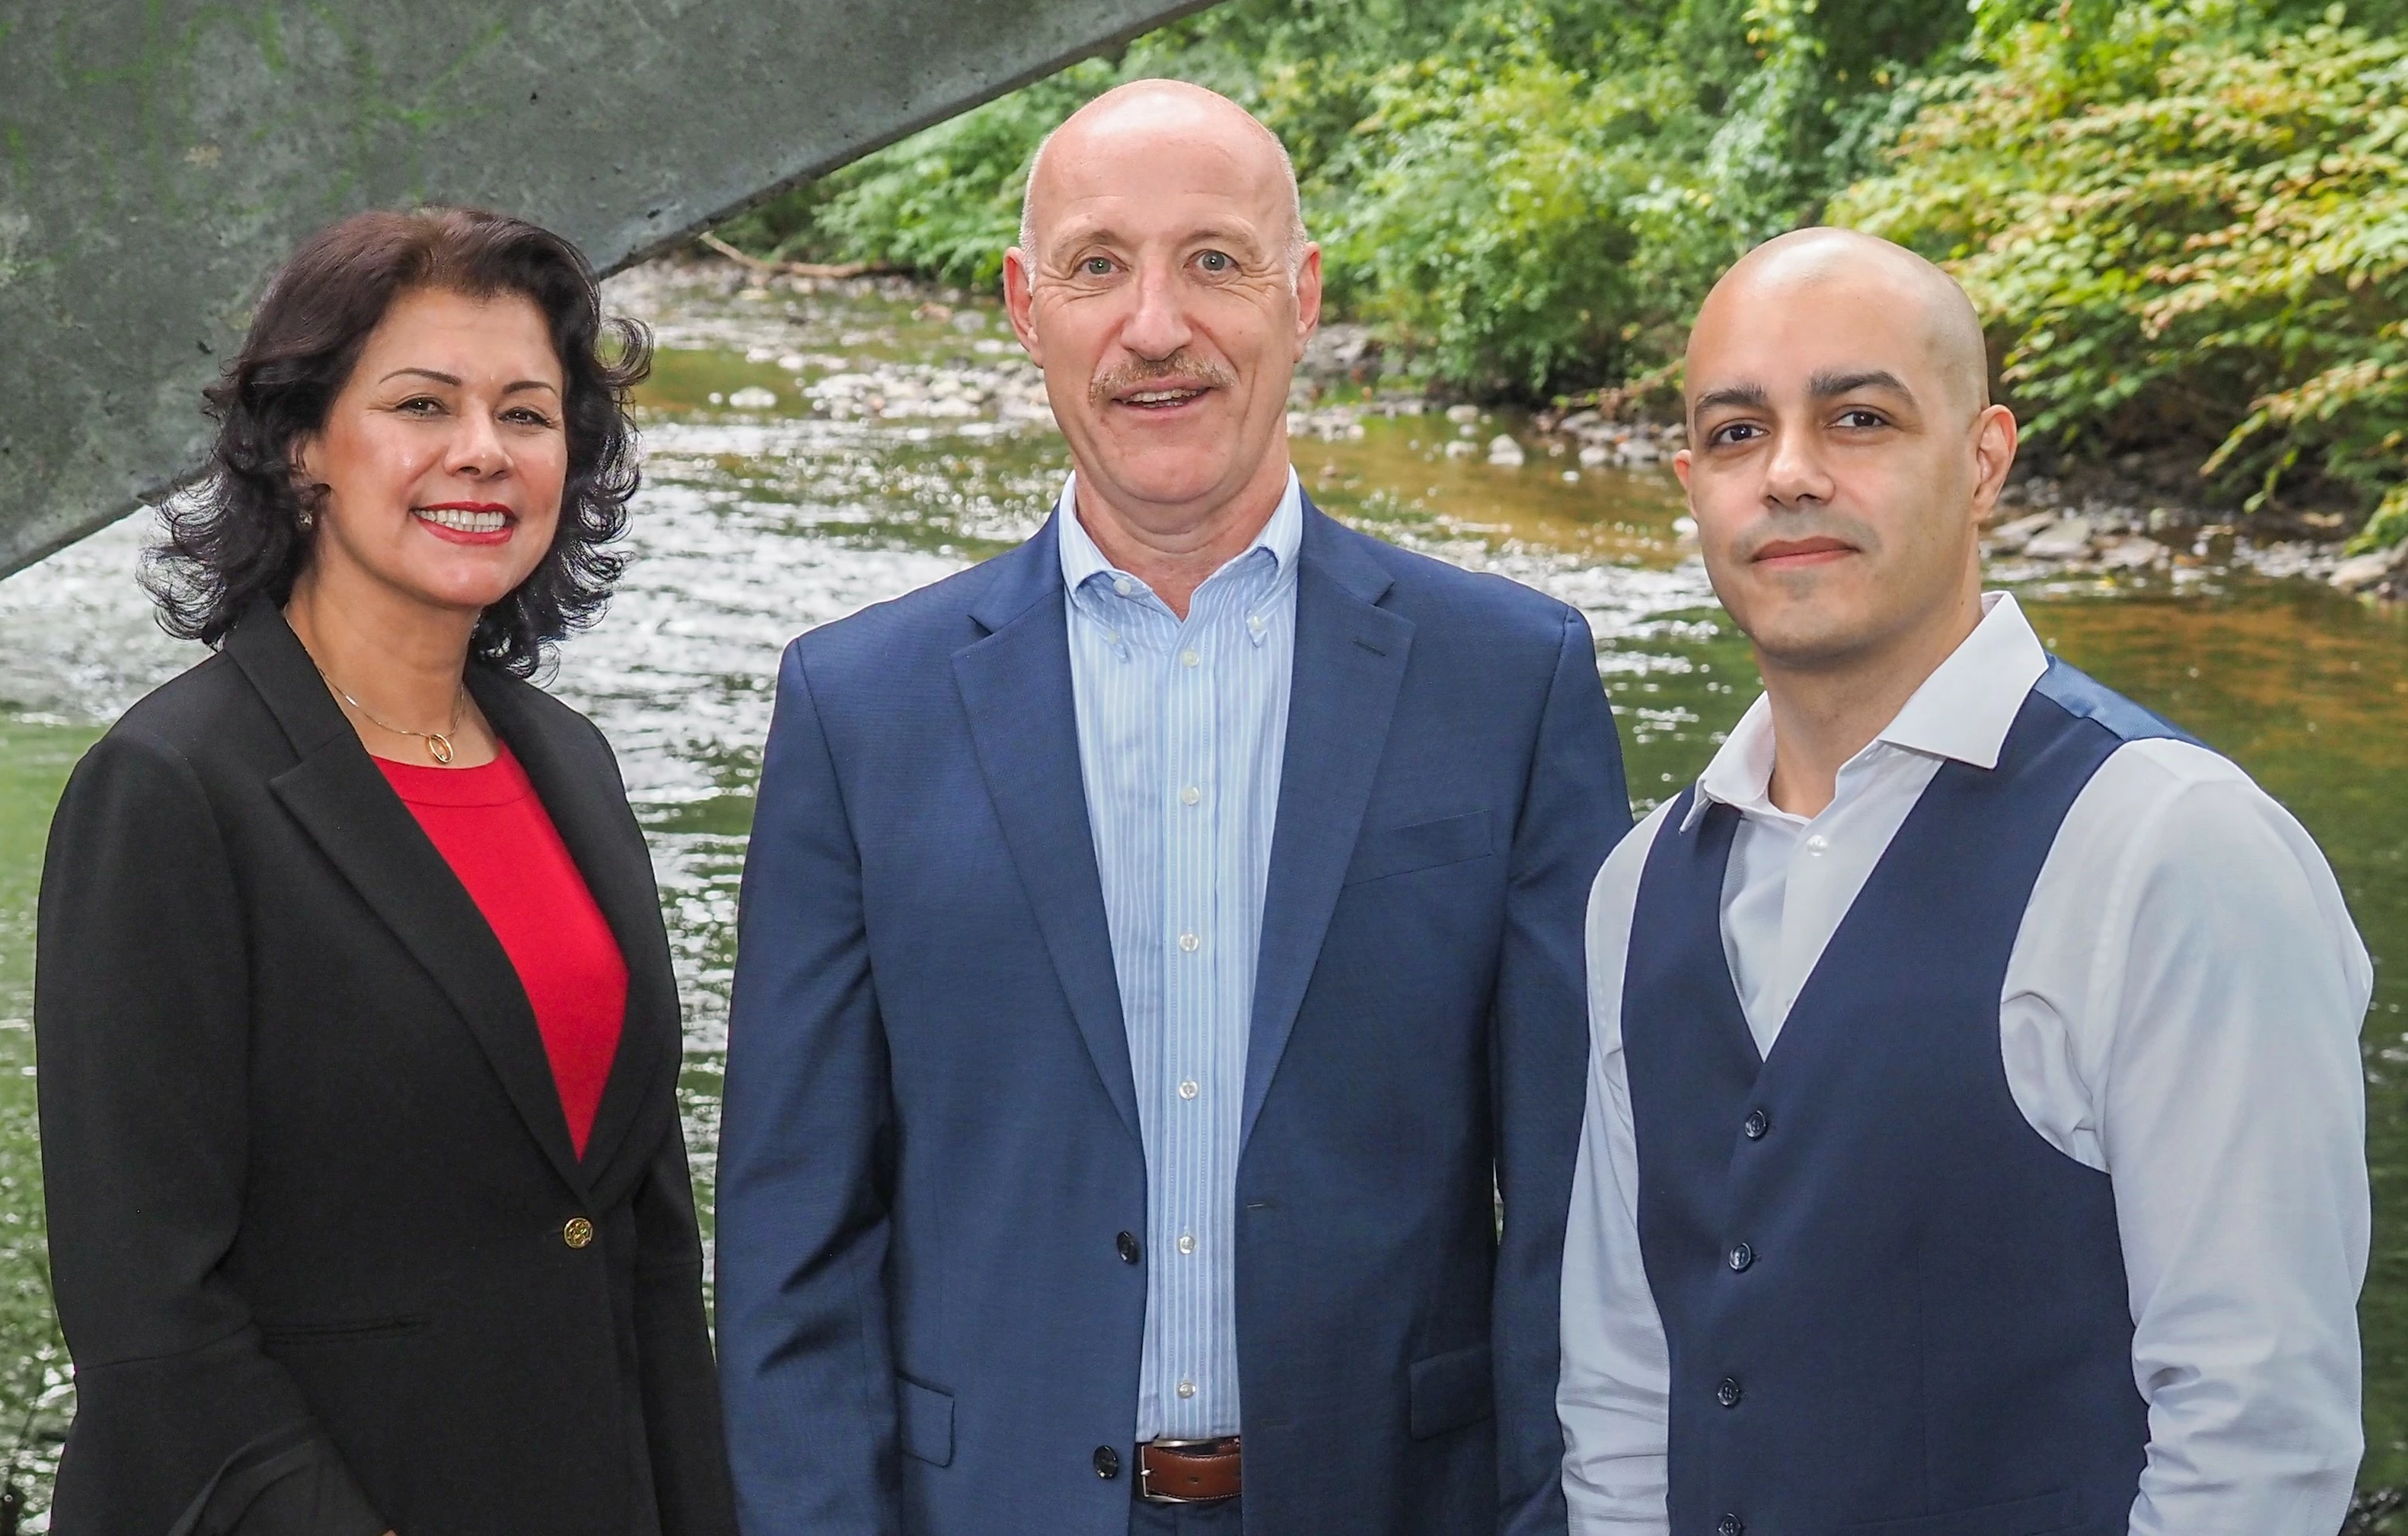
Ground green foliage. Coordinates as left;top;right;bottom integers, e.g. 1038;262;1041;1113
711;0;2408;542
713;0;1957;397
1835;3;2408;542
1312;38;1653;392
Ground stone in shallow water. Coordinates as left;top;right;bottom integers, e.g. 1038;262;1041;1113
2022;517;2095;561
2333;547;2406;593
1987;511;2059;553
2097;536;2166;572
1487;435;1526;467
726;385;778;410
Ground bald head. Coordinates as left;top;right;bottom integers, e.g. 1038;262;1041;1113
1689;227;1989;419
1673;225;2020;704
1019;79;1307;275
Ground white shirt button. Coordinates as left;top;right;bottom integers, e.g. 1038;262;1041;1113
1181;785;1201;806
1804;833;1829;856
1179;1079;1200;1100
1114;576;1137;597
1179;932;1200;953
1180;648;1200;668
1176;1379;1197;1400
1177;1233;1196;1255
1248;612;1266;632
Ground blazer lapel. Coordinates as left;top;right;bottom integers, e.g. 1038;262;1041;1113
952;518;1141;1144
226;605;587;1194
1243;506;1413;1148
467;670;676;1185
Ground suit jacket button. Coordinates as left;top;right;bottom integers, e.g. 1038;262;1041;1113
1743;1108;1770;1140
1717;1516;1744;1536
562;1216;595;1250
1116;1231;1141;1264
1094;1445;1121;1479
1727;1242;1754;1272
1716;1375;1743;1408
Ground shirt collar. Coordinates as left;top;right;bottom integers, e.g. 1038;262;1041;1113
1055;466;1304;597
1681;591;2048;831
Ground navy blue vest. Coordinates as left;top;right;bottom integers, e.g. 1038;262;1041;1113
1622;660;2197;1536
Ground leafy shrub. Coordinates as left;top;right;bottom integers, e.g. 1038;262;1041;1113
1313;41;1657;393
711;0;1955;399
1835;3;2408;544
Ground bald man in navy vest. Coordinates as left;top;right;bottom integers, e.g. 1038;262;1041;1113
1558;230;2371;1534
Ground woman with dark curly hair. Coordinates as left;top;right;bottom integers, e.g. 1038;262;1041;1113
33;207;736;1536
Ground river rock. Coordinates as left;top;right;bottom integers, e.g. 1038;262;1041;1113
1446;404;1483;424
1618;438;1661;466
2021;517;2095;561
2096;536;2166;572
726;385;778;410
1444;439;1476;459
1578;444;1611;469
2332;545;2407;593
1985;511;2059;553
1488;435;1526;467
1301;321;1381;384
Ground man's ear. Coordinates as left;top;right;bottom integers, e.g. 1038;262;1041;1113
1293;243;1324;356
1002;246;1045;366
1969;403;2019;523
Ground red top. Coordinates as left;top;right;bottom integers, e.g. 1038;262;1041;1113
377;746;628;1157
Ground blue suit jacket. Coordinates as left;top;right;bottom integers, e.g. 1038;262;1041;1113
715;502;1630;1535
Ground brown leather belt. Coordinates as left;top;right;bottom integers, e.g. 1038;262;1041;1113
1137;1436;1242;1503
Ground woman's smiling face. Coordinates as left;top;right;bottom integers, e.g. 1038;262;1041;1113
294;286;569;619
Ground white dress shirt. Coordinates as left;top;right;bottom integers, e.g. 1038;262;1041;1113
1560;593;2373;1534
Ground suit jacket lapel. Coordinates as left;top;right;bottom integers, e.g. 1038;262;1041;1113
952;518;1142;1144
227;605;587;1194
1243;506;1413;1148
467;669;676;1185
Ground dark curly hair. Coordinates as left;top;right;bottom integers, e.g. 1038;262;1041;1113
145;206;652;675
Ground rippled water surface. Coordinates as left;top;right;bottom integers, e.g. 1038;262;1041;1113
0;265;2402;1514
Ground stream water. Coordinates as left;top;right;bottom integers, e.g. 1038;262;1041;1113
0;264;2402;1518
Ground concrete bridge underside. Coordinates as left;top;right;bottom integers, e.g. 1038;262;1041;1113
0;0;1216;581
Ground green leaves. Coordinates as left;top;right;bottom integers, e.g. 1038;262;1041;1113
1836;3;2408;545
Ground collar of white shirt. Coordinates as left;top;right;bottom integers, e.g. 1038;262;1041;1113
1054;466;1306;595
1681;591;2051;833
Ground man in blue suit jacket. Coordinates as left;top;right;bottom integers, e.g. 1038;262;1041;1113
715;81;1630;1535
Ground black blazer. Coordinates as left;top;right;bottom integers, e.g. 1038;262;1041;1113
34;603;735;1536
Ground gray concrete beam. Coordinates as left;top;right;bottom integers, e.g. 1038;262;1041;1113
0;0;1216;579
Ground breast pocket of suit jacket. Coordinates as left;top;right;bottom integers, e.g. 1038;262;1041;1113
1342;809;1492;887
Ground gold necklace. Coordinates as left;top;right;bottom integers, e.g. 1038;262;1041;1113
317;666;467;765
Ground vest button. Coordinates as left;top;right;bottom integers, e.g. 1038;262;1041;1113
562;1216;594;1250
1728;1242;1755;1272
1094;1444;1122;1479
1716;1375;1743;1408
1717;1516;1745;1536
1116;1231;1142;1264
1743;1108;1769;1140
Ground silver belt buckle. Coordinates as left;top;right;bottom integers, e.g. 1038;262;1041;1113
1137;1436;1236;1504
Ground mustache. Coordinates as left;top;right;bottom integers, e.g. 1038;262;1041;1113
1733;511;1880;561
1089;352;1238;408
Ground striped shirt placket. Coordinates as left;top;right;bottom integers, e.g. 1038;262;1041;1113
1058;471;1301;1443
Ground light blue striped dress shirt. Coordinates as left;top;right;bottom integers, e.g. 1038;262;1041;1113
1058;467;1303;1441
